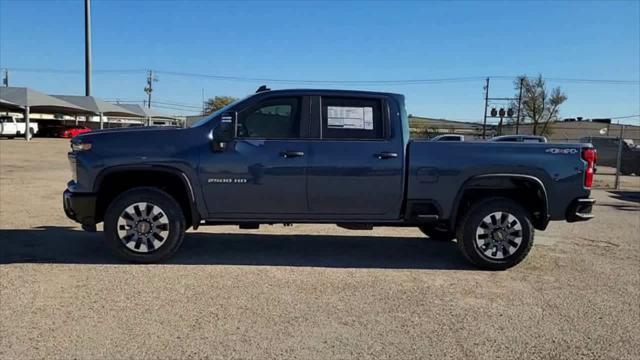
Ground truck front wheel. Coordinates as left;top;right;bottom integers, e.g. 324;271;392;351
103;187;186;263
456;197;534;270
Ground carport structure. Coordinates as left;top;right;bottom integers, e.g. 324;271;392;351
0;87;93;141
117;104;178;126
0;98;24;112
51;95;141;130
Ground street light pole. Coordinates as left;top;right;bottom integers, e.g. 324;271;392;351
84;0;92;96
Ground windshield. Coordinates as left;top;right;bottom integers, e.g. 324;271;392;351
190;97;247;128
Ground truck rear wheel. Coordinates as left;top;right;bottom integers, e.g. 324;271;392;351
103;187;186;263
456;197;534;270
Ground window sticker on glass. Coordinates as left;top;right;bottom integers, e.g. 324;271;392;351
327;106;374;130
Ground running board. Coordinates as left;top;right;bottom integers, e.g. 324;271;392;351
415;215;439;222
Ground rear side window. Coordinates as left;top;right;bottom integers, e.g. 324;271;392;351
321;97;384;140
237;97;300;139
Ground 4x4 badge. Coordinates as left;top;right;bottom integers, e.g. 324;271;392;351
546;148;578;154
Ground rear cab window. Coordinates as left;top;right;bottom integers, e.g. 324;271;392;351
320;97;385;140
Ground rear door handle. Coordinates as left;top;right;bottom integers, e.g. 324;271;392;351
281;150;305;158
375;152;398;160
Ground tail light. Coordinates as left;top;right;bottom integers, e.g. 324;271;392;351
582;148;597;188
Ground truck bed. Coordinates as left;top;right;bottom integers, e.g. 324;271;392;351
406;141;592;220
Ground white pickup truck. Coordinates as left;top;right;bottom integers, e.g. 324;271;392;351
0;115;38;139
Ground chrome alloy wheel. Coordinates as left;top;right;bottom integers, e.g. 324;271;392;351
475;211;523;260
116;202;170;253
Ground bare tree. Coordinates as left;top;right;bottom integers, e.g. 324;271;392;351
514;75;567;135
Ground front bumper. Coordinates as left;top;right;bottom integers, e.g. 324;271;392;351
63;189;97;227
566;198;595;222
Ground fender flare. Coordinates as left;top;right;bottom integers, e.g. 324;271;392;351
94;165;202;227
449;173;550;230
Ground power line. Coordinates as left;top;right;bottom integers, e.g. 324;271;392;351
155;70;486;85
105;99;201;111
490;75;639;85
6;67;145;74
152;99;202;109
5;66;639;85
609;114;640;119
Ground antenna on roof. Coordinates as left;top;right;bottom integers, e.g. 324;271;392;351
256;85;270;93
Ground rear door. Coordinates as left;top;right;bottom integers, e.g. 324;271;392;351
199;96;310;218
305;95;405;220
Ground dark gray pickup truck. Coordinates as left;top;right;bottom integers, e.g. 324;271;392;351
63;88;596;269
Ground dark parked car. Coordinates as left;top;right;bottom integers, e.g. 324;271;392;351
490;135;548;143
63;88;596;270
580;136;639;175
431;134;465;141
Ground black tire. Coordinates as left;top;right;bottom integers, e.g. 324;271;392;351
455;197;534;270
418;226;455;241
103;187;186;263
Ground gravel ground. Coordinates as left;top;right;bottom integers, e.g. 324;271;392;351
1;138;639;359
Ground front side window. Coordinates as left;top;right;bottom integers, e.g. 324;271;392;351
237;97;300;139
321;97;384;140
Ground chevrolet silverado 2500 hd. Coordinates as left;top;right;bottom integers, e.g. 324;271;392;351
63;88;596;269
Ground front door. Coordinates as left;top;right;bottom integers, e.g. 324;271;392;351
200;96;309;218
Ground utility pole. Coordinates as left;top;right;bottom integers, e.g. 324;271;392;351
515;77;524;135
84;0;92;96
201;88;205;115
482;77;490;139
2;69;8;87
144;70;157;108
614;125;625;190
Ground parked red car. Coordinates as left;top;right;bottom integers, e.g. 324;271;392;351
59;126;92;138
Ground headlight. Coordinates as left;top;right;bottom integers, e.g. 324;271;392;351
71;142;92;152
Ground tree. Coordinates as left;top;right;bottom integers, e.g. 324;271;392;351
513;75;567;135
204;96;238;114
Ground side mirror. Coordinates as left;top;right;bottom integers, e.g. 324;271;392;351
211;112;236;152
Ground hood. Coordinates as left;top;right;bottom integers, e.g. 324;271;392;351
74;126;181;141
70;125;199;158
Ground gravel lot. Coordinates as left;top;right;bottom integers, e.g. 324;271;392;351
1;138;639;359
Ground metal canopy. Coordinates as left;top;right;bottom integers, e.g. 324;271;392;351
51;95;141;117
117;104;176;120
0;87;92;114
0;98;24;112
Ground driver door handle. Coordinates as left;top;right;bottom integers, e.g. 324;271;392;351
375;152;398;160
281;150;305;158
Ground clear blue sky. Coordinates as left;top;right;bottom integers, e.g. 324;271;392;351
1;0;639;124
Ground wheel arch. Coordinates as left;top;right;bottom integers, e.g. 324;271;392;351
450;173;550;231
94;165;201;228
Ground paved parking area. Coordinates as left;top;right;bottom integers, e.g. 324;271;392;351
1;138;639;359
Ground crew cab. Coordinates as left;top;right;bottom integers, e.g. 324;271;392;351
0;115;38;139
63;88;596;270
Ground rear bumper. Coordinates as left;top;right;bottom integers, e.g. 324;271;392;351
63;189;97;226
566;198;595;222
